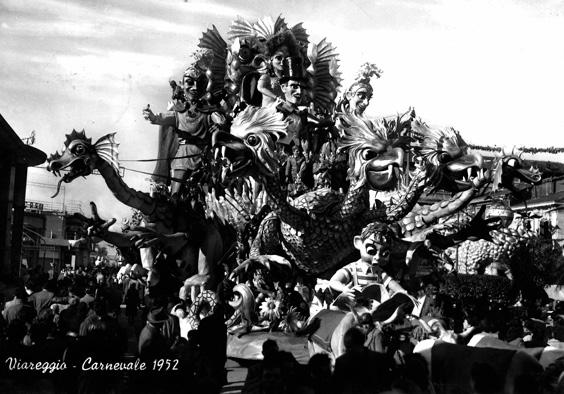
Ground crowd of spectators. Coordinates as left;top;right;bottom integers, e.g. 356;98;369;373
0;263;227;394
6;263;564;393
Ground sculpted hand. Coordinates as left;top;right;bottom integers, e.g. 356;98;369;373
129;228;188;255
142;104;157;123
86;202;116;238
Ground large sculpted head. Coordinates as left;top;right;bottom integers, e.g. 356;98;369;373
212;106;287;181
47;130;119;197
413;120;485;193
491;148;542;194
182;65;208;103
339;114;406;191
340;63;383;116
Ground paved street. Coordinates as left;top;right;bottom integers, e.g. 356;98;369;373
222;359;247;394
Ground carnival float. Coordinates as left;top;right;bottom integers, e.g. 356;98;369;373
45;14;564;381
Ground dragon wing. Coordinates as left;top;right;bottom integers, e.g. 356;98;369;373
198;25;228;101
307;38;342;114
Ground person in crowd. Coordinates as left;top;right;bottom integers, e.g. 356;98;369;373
332;327;395;394
243;339;280;393
306;352;333;394
470;362;504;394
138;306;170;360
80;286;96;307
172;302;193;339
2;288;34;325
198;303;228;391
125;282;140;325
28;280;55;315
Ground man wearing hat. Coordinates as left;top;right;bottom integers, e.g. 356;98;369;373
274;56;309;147
138;306;170;360
277;57;335;163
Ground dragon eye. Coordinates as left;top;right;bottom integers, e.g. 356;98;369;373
238;47;252;63
74;145;86;155
506;158;518;167
246;135;259;146
438;152;450;163
361;149;377;160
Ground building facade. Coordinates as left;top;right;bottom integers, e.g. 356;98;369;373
0;114;46;280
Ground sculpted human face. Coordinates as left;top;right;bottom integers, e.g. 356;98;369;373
271;46;289;72
281;79;304;105
347;85;372;115
183;75;199;102
354;234;391;267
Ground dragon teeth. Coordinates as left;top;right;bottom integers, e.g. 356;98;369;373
467;168;472;179
221;167;228;182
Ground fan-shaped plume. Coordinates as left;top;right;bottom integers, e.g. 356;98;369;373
94;133;120;174
227;16;256;41
198;25;228;98
253;15;287;41
290;22;309;47
227;15;309;47
231;106;287;141
307;38;341;113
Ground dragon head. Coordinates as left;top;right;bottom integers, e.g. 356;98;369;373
212;106;287;182
47;130;119;197
491;148;542;195
413;120;484;193
338;114;406;191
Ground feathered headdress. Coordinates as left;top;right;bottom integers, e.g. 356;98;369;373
353;62;383;86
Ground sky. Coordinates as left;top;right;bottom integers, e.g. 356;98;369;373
1;0;564;227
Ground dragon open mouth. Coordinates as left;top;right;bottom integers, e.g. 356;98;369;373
212;133;255;182
48;158;92;197
367;164;400;189
437;166;487;193
515;167;542;184
439;153;486;192
452;167;484;189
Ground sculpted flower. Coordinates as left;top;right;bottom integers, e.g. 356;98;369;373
259;297;281;321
